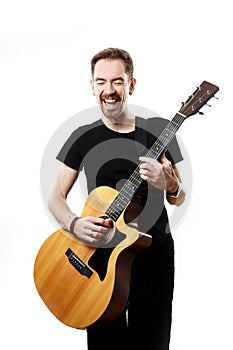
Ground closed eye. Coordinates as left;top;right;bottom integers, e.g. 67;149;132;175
113;80;124;86
96;79;105;85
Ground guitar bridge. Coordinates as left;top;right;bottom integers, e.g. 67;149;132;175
65;248;93;278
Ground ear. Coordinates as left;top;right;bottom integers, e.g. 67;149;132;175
129;78;136;95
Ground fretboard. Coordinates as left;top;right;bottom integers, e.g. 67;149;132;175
105;113;185;221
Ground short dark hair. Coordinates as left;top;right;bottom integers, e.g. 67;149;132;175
91;48;134;79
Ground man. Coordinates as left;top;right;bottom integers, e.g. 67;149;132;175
48;48;186;350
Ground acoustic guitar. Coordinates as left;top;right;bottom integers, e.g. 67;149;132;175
34;81;219;329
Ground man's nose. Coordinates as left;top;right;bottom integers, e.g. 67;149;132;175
104;82;115;95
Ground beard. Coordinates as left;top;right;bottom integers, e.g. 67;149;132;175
100;101;125;119
100;93;126;120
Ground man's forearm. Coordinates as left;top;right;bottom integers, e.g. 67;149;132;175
48;193;77;232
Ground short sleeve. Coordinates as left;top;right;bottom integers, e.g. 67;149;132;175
56;128;84;171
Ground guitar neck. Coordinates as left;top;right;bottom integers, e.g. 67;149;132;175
105;112;185;221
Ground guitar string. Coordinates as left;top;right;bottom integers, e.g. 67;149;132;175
107;86;218;219
106;114;185;220
107;114;185;219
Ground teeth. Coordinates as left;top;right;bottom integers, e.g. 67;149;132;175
105;99;116;104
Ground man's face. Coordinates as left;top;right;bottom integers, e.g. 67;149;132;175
91;58;136;119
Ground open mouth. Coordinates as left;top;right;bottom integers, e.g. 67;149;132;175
103;98;119;107
101;94;121;108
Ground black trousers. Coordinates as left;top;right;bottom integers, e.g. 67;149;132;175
87;233;174;350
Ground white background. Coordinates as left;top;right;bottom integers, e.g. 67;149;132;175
1;1;232;349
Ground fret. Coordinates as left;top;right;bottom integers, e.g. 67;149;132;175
104;80;220;222
105;113;185;221
106;179;140;219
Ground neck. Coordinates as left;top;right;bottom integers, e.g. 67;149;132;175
102;110;135;133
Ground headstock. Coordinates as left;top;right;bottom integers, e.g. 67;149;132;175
179;81;219;118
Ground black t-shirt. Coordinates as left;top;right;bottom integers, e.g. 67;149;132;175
57;116;183;235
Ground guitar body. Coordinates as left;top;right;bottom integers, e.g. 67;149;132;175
34;186;152;329
34;81;219;329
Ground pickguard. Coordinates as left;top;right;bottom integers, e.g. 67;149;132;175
88;228;126;281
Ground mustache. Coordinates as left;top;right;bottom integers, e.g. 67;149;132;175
101;93;121;101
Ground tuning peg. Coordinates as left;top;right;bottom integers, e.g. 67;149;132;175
213;95;219;100
206;103;211;107
198;111;204;115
